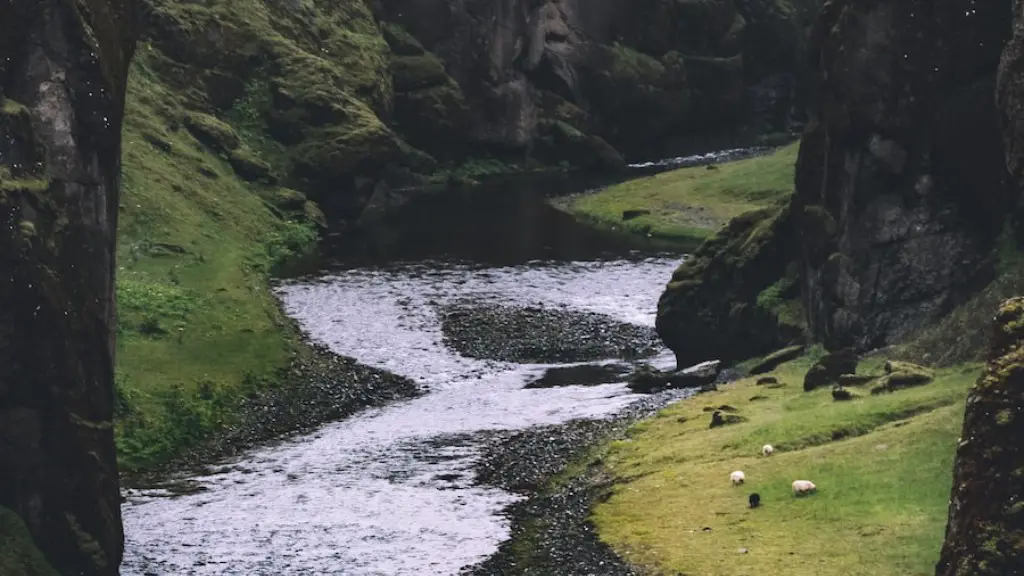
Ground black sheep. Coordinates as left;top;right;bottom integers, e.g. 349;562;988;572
749;493;761;508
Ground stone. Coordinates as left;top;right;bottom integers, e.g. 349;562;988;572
937;298;1024;575
756;376;778;385
803;348;858;392
831;387;854;402
227;149;273;182
622;209;651;221
184;112;240;151
749;344;805;374
875;361;934;392
837;374;877;387
0;0;133;571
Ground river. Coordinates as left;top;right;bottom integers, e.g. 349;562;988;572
117;154;740;575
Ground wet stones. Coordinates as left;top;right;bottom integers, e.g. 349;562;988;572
526;363;632;389
439;303;661;364
627;360;721;394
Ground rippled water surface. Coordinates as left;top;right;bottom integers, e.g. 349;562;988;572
121;255;684;575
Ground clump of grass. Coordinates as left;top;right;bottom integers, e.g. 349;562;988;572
593;355;979;576
559;142;799;246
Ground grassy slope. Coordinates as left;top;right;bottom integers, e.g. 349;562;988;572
560;143;799;247
114;48;316;471
593;353;979;576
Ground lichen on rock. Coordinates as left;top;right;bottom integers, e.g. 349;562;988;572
937;297;1024;574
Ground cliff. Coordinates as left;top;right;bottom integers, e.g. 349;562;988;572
0;0;136;573
132;0;823;222
656;0;1017;367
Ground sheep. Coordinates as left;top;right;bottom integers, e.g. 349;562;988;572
761;444;774;457
792;480;817;496
748;493;761;508
730;471;746;485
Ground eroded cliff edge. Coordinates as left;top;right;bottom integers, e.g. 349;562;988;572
657;0;1016;368
0;0;136;573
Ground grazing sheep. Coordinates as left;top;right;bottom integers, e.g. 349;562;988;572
730;471;746;485
761;444;774;457
749;493;761;508
792;480;817;496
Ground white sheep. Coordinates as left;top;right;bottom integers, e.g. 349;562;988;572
792;480;816;496
761;444;774;457
730;471;746;485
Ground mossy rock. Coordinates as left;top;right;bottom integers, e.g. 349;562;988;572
0;507;59;576
391;54;449;92
184;112;240;151
837;373;878;387
656;206;803;367
303;200;327;228
803;348;858;391
268;187;307;211
874;361;934;392
392;79;470;158
228;148;273;182
533;120;627;172
749;344;804;374
381;22;425;56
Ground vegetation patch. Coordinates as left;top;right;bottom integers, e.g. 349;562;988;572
592;354;979;576
114;49;321;472
558;142;799;247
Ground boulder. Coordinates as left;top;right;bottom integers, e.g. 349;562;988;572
627;360;721;393
803;348;858;392
749;344;805;374
184;112;240;151
937;297;1024;574
872;361;934;393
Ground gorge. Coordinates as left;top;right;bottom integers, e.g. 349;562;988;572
2;0;1024;574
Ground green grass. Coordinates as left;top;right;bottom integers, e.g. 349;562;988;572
559;143;799;247
593;353;979;576
114;49;317;472
0;507;58;576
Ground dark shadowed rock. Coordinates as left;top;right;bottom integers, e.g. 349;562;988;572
627;360;720;393
756;376;778;385
803;348;858;392
527;363;632;389
0;0;136;571
831;387;854;402
937;298;1024;575
793;0;1014;352
837;374;877;387
656;207;805;368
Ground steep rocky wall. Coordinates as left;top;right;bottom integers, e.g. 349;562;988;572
0;0;135;573
793;0;1014;352
936;298;1024;574
133;0;821;222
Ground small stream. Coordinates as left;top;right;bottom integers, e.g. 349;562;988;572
118;150;751;575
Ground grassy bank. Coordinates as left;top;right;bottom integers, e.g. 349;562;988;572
113;49;321;472
592;352;978;575
556;142;799;248
0;508;57;576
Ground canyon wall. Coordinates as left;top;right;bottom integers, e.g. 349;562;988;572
0;0;135;573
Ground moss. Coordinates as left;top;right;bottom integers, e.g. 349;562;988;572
0;178;50;193
64;513;106;571
227;147;273;182
607;42;669;86
391;54;449;92
381;22;424;56
0;98;29;116
183;111;240;151
0;507;58;576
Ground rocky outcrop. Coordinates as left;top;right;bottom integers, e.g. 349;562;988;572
656;206;805;368
792;0;1014;352
379;0;821;161
937;298;1024;575
0;0;135;573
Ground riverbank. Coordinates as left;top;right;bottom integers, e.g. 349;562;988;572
553;142;799;250
464;388;693;575
588;350;978;575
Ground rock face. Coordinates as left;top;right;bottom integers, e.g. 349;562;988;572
793;0;1014;351
379;0;821;161
134;0;823;220
937;298;1024;575
656;206;805;368
0;0;134;572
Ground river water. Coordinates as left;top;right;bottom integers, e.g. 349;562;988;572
119;163;707;575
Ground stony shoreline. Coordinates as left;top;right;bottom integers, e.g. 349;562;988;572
464;389;693;575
